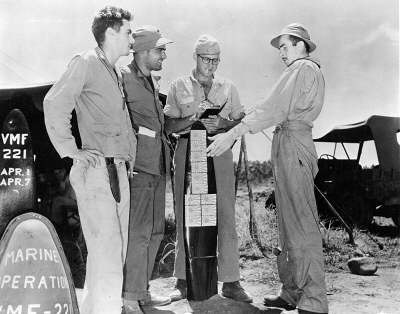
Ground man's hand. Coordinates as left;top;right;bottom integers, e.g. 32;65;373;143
200;115;222;134
192;100;209;120
207;131;235;157
126;160;137;178
70;149;102;167
202;114;244;134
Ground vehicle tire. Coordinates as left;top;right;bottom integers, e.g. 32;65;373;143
391;211;400;227
337;193;373;228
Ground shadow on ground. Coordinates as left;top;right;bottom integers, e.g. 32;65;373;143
144;295;286;314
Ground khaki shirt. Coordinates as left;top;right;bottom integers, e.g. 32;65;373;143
242;58;325;133
164;70;244;121
121;61;170;176
44;48;136;162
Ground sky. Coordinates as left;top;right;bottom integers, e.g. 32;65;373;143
0;0;399;165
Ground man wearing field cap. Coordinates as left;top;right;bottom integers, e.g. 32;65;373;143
121;25;173;314
207;23;329;314
164;34;252;303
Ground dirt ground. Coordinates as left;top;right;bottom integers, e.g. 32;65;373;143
75;187;400;313
144;259;400;314
76;248;400;314
76;259;400;314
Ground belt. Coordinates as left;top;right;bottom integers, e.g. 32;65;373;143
105;157;126;165
105;157;115;165
179;130;217;139
179;133;190;139
273;120;313;134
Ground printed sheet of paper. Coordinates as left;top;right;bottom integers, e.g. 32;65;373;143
190;134;206;151
202;205;217;226
185;195;202;226
185;127;217;226
191;172;208;194
185;194;200;205
190;130;207;142
201;194;217;205
190;130;207;158
191;161;207;173
191;139;206;151
185;194;217;226
190;151;207;162
185;205;202;226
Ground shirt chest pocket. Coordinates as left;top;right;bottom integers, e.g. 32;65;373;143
210;91;228;108
92;123;125;157
176;93;198;118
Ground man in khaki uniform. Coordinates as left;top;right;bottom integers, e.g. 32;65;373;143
164;34;252;303
44;6;136;314
121;26;173;314
207;24;329;314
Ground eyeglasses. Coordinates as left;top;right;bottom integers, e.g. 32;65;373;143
197;55;220;65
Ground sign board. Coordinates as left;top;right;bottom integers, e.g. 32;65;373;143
0;213;79;313
0;109;35;236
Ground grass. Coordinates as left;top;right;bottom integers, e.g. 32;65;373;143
154;180;400;280
322;217;400;271
65;179;399;289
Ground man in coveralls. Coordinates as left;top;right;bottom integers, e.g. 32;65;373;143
164;34;252;303
44;6;136;314
121;26;173;314
207;24;329;314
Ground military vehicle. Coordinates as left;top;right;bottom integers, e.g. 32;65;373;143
314;115;400;227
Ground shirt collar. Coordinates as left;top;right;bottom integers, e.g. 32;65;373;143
190;69;222;87
130;59;145;78
129;59;161;91
95;47;114;70
95;46;121;87
189;69;198;83
288;56;321;68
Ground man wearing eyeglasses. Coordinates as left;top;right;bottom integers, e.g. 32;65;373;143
164;34;252;303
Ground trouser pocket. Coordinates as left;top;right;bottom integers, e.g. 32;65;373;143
69;162;88;193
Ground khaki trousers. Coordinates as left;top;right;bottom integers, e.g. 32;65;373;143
272;121;329;313
173;137;240;282
123;172;166;300
70;159;130;314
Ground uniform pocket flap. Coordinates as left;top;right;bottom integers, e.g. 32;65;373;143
92;123;121;136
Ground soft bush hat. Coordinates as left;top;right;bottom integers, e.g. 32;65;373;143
194;34;220;55
131;25;173;52
270;23;316;52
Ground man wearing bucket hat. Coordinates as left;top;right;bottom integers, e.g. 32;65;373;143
120;25;173;314
164;34;252;303
207;23;329;314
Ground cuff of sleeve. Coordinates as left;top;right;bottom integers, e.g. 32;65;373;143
230;122;250;139
241;119;263;134
229;111;245;121
57;143;79;159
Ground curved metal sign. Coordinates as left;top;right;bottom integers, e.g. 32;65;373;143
0;212;79;313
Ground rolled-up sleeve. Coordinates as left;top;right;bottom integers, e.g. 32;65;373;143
43;55;88;158
164;81;181;118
